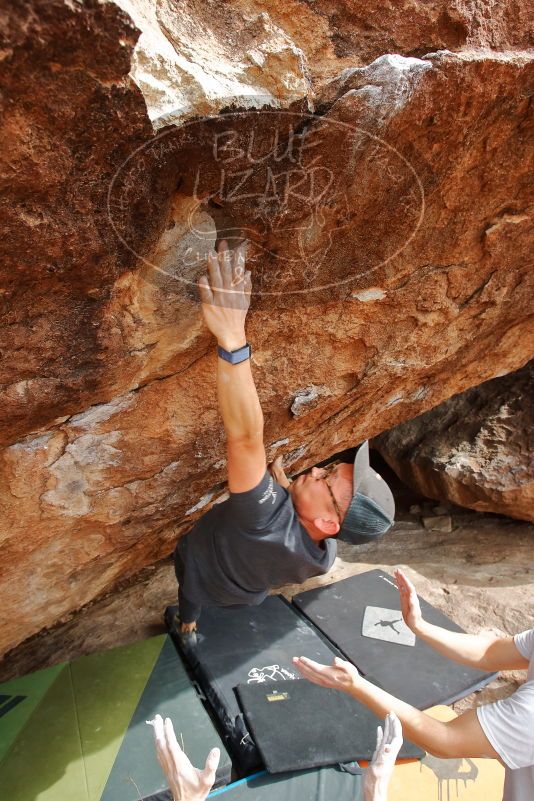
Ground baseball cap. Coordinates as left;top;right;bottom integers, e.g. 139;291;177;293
338;440;395;544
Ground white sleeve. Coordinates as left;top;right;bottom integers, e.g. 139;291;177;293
514;629;534;661
477;682;534;770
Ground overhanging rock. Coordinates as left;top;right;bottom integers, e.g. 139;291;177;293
0;0;532;657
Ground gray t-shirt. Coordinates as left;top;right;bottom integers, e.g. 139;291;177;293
176;468;337;607
477;628;534;801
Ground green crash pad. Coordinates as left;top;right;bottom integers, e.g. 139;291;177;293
0;635;231;801
141;766;363;801
206;765;363;800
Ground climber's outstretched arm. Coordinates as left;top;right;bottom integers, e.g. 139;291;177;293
198;239;266;493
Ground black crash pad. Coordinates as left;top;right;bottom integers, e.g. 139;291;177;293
292;570;497;709
166;596;343;775
236;678;424;773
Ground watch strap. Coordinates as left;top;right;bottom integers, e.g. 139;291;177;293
217;342;251;364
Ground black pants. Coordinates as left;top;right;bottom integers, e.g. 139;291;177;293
174;546;202;625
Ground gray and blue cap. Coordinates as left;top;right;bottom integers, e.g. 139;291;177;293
338;441;395;544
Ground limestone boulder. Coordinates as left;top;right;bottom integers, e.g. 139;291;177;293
375;362;534;522
0;0;533;658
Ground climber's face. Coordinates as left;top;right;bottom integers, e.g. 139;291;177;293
288;462;353;541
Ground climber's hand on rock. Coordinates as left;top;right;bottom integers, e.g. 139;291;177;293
268;455;292;488
148;714;220;801
395;568;423;633
198;239;251;351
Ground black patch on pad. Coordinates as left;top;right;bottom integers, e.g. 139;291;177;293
236;679;424;773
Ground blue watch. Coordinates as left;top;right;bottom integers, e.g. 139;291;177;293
217;342;252;364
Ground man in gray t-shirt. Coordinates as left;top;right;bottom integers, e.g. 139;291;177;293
175;467;336;611
171;240;395;642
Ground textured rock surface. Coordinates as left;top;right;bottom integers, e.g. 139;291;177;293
118;0;534;125
0;0;533;657
375;362;534;522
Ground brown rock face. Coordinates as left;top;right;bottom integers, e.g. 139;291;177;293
375;362;534;522
0;0;533;657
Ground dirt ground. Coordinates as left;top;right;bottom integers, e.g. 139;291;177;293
2;493;533;720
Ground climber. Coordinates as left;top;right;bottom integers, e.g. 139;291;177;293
170;239;395;644
148;709;403;801
293;568;534;801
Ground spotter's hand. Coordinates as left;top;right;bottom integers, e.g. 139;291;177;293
364;712;403;800
394;568;423;633
148;714;220;801
198;240;251;349
292;655;361;692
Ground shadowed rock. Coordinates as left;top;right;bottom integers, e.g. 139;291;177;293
375;362;534;522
